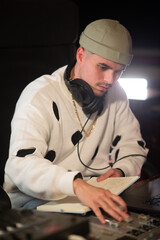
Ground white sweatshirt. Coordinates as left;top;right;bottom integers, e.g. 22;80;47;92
4;66;148;207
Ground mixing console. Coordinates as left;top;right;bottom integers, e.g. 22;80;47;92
0;208;89;240
88;211;160;240
0;208;160;239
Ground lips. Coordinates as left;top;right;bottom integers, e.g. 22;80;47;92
98;84;109;92
93;83;112;96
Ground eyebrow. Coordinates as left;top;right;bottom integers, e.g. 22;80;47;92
98;63;125;71
99;63;111;69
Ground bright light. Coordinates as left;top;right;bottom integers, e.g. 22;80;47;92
118;78;148;100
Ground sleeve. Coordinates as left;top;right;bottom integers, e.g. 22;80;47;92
109;83;148;176
5;83;80;200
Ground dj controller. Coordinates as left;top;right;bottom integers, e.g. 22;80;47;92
0;180;160;240
0;208;160;240
0;208;89;240
88;211;160;240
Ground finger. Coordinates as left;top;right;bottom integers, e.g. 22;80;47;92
108;195;128;215
96;197;125;222
105;195;129;220
111;194;128;213
92;206;106;225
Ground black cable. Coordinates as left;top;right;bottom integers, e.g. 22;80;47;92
76;115;147;171
77;114;110;171
116;154;147;162
77;141;110;171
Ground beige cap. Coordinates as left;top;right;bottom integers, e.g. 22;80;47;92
79;19;133;65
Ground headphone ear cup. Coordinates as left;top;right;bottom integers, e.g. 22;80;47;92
69;78;95;106
69;79;104;115
64;65;104;115
83;96;104;115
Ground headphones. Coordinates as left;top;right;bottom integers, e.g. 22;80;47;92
64;64;105;115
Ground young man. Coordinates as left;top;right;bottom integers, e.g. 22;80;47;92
4;19;148;224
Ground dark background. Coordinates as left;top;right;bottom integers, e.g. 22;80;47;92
76;1;160;50
0;0;160;185
75;1;160;177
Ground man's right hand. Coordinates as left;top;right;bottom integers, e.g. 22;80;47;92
73;178;129;224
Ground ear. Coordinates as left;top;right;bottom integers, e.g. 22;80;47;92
76;47;85;64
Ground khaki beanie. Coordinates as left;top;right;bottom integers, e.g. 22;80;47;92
79;19;133;65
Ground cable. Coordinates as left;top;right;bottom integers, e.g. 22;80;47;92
77;115;147;171
116;154;147;162
77;114;110;171
77;141;110;171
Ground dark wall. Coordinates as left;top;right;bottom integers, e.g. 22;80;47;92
0;0;79;185
75;1;160;49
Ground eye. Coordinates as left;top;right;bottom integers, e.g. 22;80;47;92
114;69;124;76
98;63;109;71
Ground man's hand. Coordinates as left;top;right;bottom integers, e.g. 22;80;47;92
73;177;129;224
97;168;124;182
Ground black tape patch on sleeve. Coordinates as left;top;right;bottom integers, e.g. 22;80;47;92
91;145;99;160
16;148;36;157
45;150;56;162
112;135;121;147
115;149;120;161
52;101;60;121
137;140;145;149
71;131;83;145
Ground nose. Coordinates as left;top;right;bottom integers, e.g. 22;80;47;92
104;70;115;85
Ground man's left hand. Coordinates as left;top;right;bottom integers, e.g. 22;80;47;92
97;168;124;182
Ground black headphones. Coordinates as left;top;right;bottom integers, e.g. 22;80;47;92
64;64;105;115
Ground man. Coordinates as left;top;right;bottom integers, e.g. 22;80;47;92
4;19;148;224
